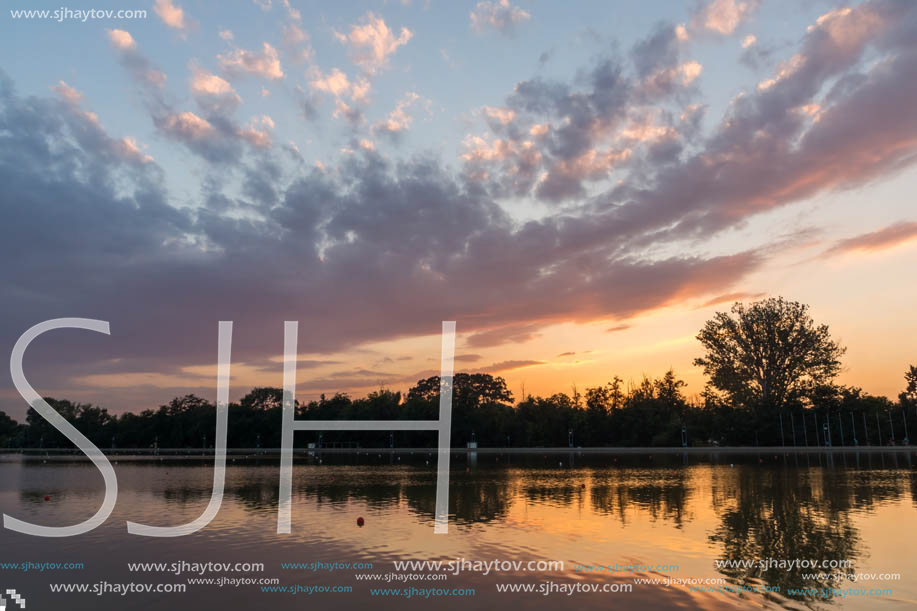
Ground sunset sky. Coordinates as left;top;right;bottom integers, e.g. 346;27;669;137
1;0;916;419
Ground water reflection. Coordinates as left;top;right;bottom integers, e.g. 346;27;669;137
710;466;861;604
2;452;915;609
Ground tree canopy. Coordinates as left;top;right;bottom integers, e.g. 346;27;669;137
693;297;845;412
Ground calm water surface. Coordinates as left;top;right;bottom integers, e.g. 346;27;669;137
1;452;915;610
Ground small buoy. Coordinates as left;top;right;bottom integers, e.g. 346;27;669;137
558;461;563;466
356;517;365;527
44;495;50;502
329;476;334;482
465;467;470;473
580;483;586;489
730;463;734;468
425;460;429;465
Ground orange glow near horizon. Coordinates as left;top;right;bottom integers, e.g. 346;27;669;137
53;236;916;412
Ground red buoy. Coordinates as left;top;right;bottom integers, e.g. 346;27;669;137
330;476;335;482
44;495;50;502
580;483;586;489
356;516;365;527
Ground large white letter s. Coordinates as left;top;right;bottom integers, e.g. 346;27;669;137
5;318;118;537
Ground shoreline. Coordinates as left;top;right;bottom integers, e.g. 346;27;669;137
2;445;914;456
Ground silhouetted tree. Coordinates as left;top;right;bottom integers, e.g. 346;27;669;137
407;373;513;408
694;297;845;414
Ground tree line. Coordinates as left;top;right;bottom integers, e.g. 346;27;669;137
0;297;915;449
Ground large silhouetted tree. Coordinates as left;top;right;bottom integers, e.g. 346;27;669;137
407;373;513;409
694;297;845;413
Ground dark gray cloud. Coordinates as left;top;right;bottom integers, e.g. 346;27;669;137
294;85;320;121
465;324;543;349
453;354;483;363
465;24;696;203
739;39;777;70
632;23;681;78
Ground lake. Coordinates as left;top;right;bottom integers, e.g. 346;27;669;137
1;451;915;609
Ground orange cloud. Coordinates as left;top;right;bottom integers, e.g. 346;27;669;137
154;0;187;30
823;221;917;257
